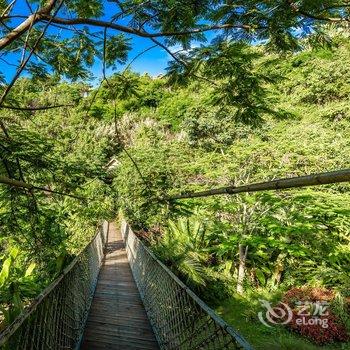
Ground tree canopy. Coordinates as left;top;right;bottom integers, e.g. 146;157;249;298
0;0;349;82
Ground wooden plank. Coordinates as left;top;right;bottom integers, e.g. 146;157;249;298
82;339;157;350
80;223;159;350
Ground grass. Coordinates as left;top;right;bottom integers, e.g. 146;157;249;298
215;290;350;350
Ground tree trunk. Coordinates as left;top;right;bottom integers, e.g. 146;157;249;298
237;244;248;295
272;252;286;287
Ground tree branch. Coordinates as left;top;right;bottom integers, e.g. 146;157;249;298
0;0;63;188
286;0;350;23
42;16;255;38
0;0;59;50
0;175;88;200
0;104;74;111
0;1;62;106
101;27;150;190
149;37;218;87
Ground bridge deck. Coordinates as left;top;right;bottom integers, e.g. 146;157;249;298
80;222;159;350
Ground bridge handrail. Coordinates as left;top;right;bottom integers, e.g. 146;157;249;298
0;221;109;349
122;220;254;350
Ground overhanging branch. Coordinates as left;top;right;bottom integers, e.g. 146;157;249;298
43;16;255;38
0;0;58;50
0;175;87;200
0;104;74;111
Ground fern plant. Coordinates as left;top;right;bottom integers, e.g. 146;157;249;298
152;217;209;287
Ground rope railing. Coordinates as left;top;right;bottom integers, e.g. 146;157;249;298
121;221;253;350
0;221;109;350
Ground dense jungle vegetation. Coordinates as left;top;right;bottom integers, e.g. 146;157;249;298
1;0;350;349
96;35;350;349
1;33;350;348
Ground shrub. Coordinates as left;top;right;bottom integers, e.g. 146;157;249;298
280;287;349;345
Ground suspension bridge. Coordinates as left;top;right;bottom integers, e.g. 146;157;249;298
1;168;350;349
0;220;252;350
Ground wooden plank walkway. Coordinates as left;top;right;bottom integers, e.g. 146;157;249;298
80;222;159;350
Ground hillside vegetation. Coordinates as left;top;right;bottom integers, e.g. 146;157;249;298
1;34;350;348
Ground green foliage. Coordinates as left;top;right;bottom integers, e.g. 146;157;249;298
167;41;279;125
216;290;348;350
0;248;41;326
1;17;350;348
152;217;210;287
331;293;350;334
197;42;274;123
0;78;116;323
65;0;104;18
109;38;350;318
105;35;131;68
2;0;349;96
113;133;185;229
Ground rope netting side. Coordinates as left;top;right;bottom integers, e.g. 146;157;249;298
0;222;108;350
121;221;253;350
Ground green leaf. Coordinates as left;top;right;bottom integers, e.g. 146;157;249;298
25;263;36;277
105;34;131;67
9;248;19;259
256;269;266;286
0;257;12;286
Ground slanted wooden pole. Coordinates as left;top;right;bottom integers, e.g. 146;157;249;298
169;169;350;200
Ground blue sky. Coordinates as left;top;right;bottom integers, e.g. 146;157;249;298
100;36;170;77
0;1;195;83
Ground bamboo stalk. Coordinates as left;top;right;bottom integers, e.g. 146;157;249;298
169;168;350;200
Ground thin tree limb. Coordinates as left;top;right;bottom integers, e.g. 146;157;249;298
0;1;62;107
101;27;149;189
149;37;218;86
42;16;256;38
0;104;74;111
0;175;88;200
